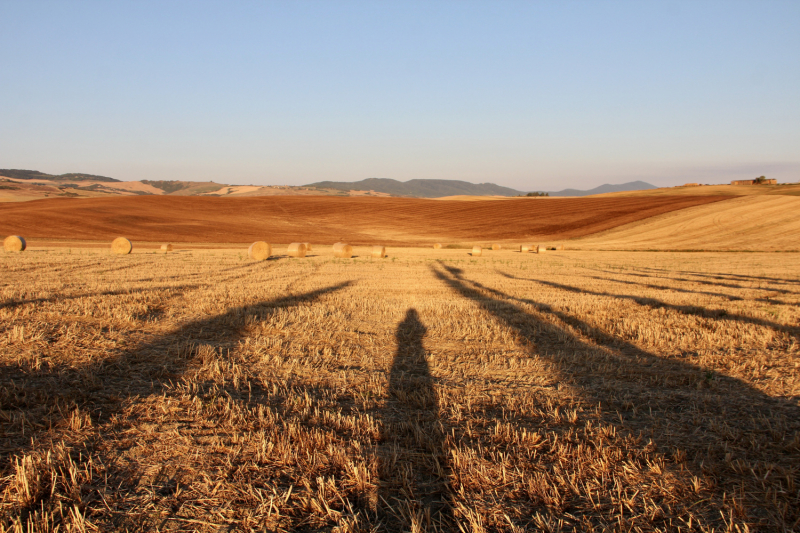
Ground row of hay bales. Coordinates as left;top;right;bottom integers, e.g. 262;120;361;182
432;242;564;256
109;238;386;259
7;234;561;257
4;235;388;258
110;237;173;254
248;241;386;260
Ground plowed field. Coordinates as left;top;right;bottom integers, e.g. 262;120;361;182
0;195;727;245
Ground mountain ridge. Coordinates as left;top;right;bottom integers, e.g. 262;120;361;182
548;181;658;196
306;178;524;197
0;169;119;182
307;178;658;197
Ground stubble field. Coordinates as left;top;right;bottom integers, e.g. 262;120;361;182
1;246;798;532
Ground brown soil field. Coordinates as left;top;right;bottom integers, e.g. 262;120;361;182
0;195;728;246
1;247;798;531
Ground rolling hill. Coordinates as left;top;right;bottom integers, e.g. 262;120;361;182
574;195;800;251
0;195;726;246
0;169;119;182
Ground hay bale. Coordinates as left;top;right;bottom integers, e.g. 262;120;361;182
371;245;386;258
536;245;547;253
3;235;26;252
161;244;173;252
303;242;312;251
471;246;482;256
287;242;307;257
333;242;353;258
111;237;133;255
521;244;534;253
433;243;442;249
491;244;501;250
554;244;564;251
248;241;272;260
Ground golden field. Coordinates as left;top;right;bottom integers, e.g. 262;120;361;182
574;196;800;252
1;245;798;532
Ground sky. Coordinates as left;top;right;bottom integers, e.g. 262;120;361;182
1;1;798;190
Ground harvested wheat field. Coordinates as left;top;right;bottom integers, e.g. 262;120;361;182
576;196;800;251
0;195;728;246
1;246;798;532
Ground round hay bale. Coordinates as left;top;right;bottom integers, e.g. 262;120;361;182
471;246;482;256
248;241;272;260
371;245;386;258
333;242;353;258
111;237;133;255
554;244;564;251
161;244;173;252
536;245;547;253
287;242;307;258
303;242;312;251
3;235;26;252
491;244;501;250
433;243;442;249
521;244;534;253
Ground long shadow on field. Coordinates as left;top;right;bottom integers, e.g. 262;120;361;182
618;267;800;295
0;283;201;311
431;263;800;528
1;280;354;530
497;271;800;341
635;266;800;286
585;272;746;301
0;282;351;459
378;309;451;531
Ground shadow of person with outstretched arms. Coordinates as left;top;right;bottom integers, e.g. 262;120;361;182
430;262;800;530
0;281;353;460
378;308;451;531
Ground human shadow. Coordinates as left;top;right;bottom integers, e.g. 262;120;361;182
378;309;451;531
431;263;800;528
497;271;800;341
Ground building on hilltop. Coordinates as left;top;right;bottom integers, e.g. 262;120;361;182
731;178;777;185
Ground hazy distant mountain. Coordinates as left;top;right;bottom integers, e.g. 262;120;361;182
307;178;658;198
547;181;657;196
0;169;119;182
306;178;524;197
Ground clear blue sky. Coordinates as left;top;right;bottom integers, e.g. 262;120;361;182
1;1;798;190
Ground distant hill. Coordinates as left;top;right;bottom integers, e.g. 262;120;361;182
547;181;657;196
0;169;119;182
141;180;225;195
306;178;524;198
